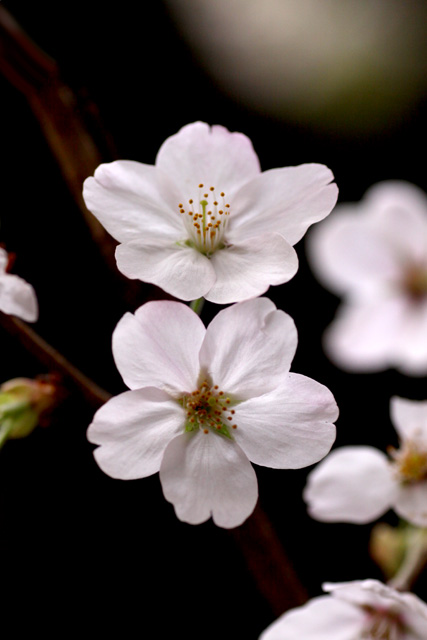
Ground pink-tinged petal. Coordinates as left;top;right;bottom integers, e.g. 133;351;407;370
234;374;337;469
0;248;8;271
199;298;298;399
260;596;363;640
113;301;205;394
159;431;258;528
230;164;337;246
115;240;216;301
394;481;427;527
366;181;427;261
306;206;400;296
0;273;38;322
304;447;396;523
205;233;298;304
88;388;184;480
392;300;427;375
390;397;427;444
155;122;261;199
323;296;408;372
83;161;182;244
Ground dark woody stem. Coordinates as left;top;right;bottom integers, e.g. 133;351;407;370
0;312;111;408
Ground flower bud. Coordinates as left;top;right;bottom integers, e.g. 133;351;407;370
0;376;58;447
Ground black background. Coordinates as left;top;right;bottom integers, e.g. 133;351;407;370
1;1;426;637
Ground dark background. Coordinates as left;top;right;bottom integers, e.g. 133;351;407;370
0;1;426;636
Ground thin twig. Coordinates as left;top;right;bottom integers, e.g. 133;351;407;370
388;527;427;592
0;312;111;408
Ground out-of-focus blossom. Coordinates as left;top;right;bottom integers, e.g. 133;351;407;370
83;121;337;304
0;248;38;322
308;181;427;375
164;0;427;134
259;579;427;639
304;397;427;527
88;298;338;528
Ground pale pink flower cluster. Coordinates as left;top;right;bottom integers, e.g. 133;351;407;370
260;579;427;640
84;122;339;527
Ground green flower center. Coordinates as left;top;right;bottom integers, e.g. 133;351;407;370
178;184;230;256
389;440;427;484
181;380;237;439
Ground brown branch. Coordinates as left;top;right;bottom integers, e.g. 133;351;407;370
0;5;118;269
232;504;308;615
0;312;110;409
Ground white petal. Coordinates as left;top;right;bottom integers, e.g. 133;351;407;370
87;387;184;480
83;160;181;243
0;272;38;322
392;300;427;375
199;298;298;399
0;248;8;271
205;233;298;304
260;596;363;640
234;374;337;469
323;296;407;372
366;181;427;261
230;164;338;246
306;206;400;296
304;446;397;523
323;579;427;638
159;431;258;528
112;301;205;393
155;122;260;198
115;240;216;301
394;481;427;527
390;397;427;444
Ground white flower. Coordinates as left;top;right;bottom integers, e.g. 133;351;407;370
83;121;338;304
88;297;338;528
260;579;427;640
304;397;427;527
307;181;427;375
0;248;38;322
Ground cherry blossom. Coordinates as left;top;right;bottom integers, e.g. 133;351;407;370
88;297;338;528
0;248;38;322
307;181;427;375
304;397;427;527
260;579;427;640
83;121;338;304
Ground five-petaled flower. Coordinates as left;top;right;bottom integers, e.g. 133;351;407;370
307;181;427;375
304;397;427;527
83;121;338;304
0;248;38;322
259;579;427;640
88;297;338;528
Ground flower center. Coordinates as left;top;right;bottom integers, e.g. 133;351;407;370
401;263;427;302
361;607;404;639
389;440;427;484
178;184;231;256
181;380;237;439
